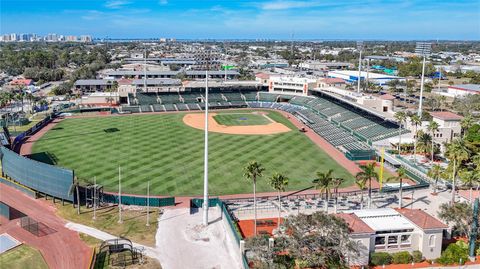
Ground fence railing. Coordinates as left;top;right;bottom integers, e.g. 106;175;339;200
103;193;175;207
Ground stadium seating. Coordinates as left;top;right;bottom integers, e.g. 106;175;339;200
159;94;181;104
137;93;159;105
242;91;258;101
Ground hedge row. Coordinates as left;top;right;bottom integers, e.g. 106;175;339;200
370;251;423;266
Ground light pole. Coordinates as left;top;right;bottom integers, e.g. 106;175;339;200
415;42;431;117
203;68;209;226
356;41;364;94
118;166;122;223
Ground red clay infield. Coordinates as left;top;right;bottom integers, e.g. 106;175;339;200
0;183;92;269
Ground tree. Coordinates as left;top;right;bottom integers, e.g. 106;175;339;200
332;177;344;214
394;111;407;153
460;114;474;138
269;173;289;229
438;202;477;237
356;163;379;208
445;139;471;204
416;131;432;156
428;164;444;195
459;169;480;203
244;160;265;236
276;212;358;268
427;120;439;163
313;170;334;213
410;114;422;163
388;167;407;208
355;173;368;210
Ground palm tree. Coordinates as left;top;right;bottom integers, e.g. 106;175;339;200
394;111;407;153
268;173;289;229
445;139;471;204
459;169;480;203
416;131;432;156
410;115;422;163
356;163;379;208
332;177;345;213
460;114;474;138
427;120;439;164
387;167;407;208
355;174;367;209
428;164;444;195
243;160;265;235
313;169;334;213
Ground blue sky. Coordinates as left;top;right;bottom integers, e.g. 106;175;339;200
1;0;479;40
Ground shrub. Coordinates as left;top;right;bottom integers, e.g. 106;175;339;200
436;242;469;265
392;251;413;264
370;252;392;266
412;250;424;263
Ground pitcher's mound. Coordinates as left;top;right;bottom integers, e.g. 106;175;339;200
183;112;291;135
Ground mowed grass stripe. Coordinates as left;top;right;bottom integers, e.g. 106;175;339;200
31;111;354;196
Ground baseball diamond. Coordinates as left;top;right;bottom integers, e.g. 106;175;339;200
29;110;354;196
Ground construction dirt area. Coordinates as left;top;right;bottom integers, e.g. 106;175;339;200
155;207;242;269
182;112;291;135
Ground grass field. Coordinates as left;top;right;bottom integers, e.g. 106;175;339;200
0;245;48;269
31;110;354;195
213;112;271;126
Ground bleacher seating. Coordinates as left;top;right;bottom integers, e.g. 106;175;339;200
242;91;258;101
137;93;159;105
163;104;176;111
152;104;165;112
159;94;181;104
176;103;189;111
140;105;152;113
181;92;203;103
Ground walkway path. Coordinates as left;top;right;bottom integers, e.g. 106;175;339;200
0;183;92;269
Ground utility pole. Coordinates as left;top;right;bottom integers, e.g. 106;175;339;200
146;181;150;227
118;166;122;223
356;41;364;93
415;42;431;117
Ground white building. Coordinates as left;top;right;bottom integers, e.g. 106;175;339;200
446;84;480;97
268;76;318;96
327;70;405;86
338;208;448;266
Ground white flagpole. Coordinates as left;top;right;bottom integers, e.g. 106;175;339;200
146;181;150;227
202;69;209;226
118;166;122;223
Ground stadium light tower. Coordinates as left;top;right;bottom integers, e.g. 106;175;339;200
356;41;364;93
415;42;431;117
197;49;216;226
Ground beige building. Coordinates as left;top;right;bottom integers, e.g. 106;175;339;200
268;76;317;96
338;208;448;266
429;111;463;152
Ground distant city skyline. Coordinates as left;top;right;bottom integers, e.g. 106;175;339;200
1;0;479;40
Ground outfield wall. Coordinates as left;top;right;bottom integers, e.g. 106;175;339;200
0;146;74;202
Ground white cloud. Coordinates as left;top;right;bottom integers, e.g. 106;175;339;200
261;1;318;10
159;0;168;5
105;0;131;9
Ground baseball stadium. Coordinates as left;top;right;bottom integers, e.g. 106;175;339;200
0;87;436;269
3;88;410;200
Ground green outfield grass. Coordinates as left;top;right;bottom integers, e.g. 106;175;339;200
213;112;271;126
0;245;48;269
31;110;354;196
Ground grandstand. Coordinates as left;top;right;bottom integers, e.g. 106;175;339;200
120;90;407;160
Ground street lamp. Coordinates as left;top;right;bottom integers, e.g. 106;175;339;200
356;41;364;94
415;42;431;117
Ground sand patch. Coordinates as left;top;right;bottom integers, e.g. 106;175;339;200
183;112;291;135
